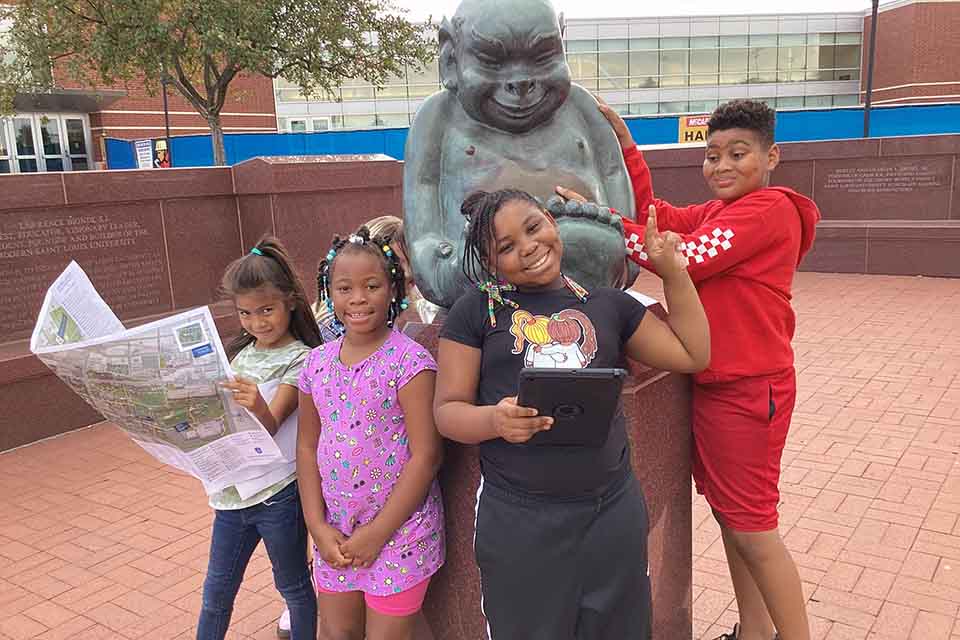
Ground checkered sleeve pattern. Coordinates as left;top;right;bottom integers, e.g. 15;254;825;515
624;231;648;262
682;228;735;264
624;227;736;269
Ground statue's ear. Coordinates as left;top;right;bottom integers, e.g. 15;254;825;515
439;16;459;91
558;12;566;37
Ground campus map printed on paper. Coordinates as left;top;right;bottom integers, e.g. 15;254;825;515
30;261;284;495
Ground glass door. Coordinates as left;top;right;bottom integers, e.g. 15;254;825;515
64;118;89;170
39;115;66;171
13;117;39;172
0;124;10;173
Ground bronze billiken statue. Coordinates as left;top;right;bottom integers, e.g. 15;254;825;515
403;0;637;308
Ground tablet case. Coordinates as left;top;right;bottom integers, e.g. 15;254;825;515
517;367;627;447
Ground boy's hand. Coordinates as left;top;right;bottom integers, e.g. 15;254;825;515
553;186;588;203
595;97;636;150
643;205;688;279
313;523;350;569
492;396;553;444
221;376;268;414
340;522;391;569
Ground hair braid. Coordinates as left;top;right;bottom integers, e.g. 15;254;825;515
460;189;544;286
317;226;409;333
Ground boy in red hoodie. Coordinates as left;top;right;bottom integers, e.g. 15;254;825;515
558;100;820;640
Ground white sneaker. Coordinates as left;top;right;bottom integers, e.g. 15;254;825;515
276;607;291;638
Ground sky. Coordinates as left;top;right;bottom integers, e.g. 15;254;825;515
394;0;878;21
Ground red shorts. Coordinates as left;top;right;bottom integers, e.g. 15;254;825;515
315;576;431;617
692;368;796;532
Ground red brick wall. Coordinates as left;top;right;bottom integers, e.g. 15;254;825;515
56;70;277;162
863;1;960;104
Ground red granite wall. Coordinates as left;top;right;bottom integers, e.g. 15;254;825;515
0;154;401;451
643;134;960;277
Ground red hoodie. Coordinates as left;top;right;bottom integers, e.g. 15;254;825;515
620;145;821;384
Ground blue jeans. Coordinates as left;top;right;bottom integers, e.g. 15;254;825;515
197;481;317;640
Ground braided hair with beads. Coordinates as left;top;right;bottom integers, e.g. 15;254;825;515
460;189;588;327
316;226;409;336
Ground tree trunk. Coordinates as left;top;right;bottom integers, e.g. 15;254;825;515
208;114;226;166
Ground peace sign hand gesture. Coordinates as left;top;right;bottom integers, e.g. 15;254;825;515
643;205;688;281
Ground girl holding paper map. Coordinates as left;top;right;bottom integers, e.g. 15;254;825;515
197;237;323;640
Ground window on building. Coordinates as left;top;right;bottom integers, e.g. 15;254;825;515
660;38;690;87
567;40;597;53
629;103;658;115
598;39;629;90
748;35;778;83
804;95;832;108
340;80;375;101
659;100;689;114
776;96;804;109
720;48;748;85
311;118;331;131
778;34;807;82
806;33;835;81
629;49;659;88
690;50;719;86
832;94;860;106
407;62;440;98
376;70;408;99
659;37;689;87
275;77;309;102
342;114;378;129
0;16;15;67
688;100;718;113
567;48;599;91
0;125;10;173
834;43;861;80
375;113;410;127
289;119;307;133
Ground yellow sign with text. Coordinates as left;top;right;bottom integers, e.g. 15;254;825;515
678;115;710;144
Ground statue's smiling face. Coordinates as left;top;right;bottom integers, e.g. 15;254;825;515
455;12;571;133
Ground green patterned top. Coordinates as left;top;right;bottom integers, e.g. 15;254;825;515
208;339;311;510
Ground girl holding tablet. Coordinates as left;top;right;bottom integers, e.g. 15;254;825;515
434;189;710;639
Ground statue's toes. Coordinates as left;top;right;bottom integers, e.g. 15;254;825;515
609;213;624;233
545;195;566;215
579;202;599;219
564;199;583;217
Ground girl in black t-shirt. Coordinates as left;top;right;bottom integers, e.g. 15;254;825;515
435;189;710;640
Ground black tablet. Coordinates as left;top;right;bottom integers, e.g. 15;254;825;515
517;367;627;447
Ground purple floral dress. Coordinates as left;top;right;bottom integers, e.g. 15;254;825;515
298;330;445;594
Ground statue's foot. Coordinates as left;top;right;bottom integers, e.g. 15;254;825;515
545;197;628;290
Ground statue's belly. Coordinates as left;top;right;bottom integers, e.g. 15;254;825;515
441;137;601;218
473;160;597;205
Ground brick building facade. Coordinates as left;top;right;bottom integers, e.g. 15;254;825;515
53;73;277;164
863;0;960;105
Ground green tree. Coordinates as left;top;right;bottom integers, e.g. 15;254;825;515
0;0;435;165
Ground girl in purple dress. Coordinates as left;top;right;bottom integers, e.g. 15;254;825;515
296;226;445;640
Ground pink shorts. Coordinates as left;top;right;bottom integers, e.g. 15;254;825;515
316;576;431;617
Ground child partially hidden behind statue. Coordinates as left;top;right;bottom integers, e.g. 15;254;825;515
314;216;440;339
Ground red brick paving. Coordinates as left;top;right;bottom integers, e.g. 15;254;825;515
1;273;959;639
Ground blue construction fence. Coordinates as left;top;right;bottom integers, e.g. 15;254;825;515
105;102;960;170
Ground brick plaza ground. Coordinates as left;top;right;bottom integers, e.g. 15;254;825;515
1;272;959;639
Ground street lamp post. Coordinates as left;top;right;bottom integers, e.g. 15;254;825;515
863;0;880;137
161;76;172;164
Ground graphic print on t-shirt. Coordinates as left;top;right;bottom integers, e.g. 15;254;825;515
509;308;598;368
